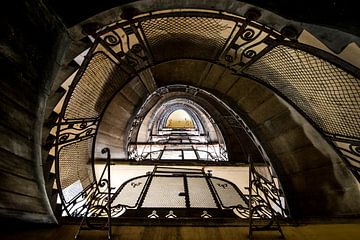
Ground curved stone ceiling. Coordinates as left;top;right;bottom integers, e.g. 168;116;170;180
52;8;360;218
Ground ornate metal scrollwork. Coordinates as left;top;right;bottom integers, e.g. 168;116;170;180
330;134;360;180
99;25;150;70
56;118;98;148
350;144;360;156
104;34;119;46
221;22;280;71
248;157;285;239
241;28;256;41
243;49;257;59
75;148;118;240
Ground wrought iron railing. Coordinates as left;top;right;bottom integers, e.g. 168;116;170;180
75;148;114;240
65;163;288;222
52;8;360;228
248;156;285;239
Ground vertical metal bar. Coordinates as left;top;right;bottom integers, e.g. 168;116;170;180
194;148;201;161
130;23;154;64
107;149;112;240
183;176;190;208
215;20;238;60
159;146;165;160
138;168;155;207
149;134;152;160
206;132;209;161
205;174;222;209
248;155;253;240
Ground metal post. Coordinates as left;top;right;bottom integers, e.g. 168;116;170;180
107;149;112;240
248;155;253;240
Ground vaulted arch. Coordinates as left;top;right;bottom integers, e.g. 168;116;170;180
1;0;359;227
50;7;360;220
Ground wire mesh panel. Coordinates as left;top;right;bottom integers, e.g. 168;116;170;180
332;135;360;177
112;176;148;208
211;178;247;208
65;52;129;119
141;176;186;208
58;138;93;193
244;45;360;138
187;177;217;208
141;16;235;62
161;150;183;160
244;45;360;177
57;50;130;209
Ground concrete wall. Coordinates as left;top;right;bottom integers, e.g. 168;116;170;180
95;77;148;159
0;1;69;223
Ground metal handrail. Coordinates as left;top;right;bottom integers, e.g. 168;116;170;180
75;148;113;240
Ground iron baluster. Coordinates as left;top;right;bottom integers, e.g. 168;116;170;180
75;148;113;240
248;155;285;239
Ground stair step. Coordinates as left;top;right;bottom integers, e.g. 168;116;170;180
44;111;59;128
43;154;55;179
45;87;66;119
46;173;56;197
43;134;56;151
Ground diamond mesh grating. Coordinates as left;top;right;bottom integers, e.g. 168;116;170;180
141;176;186;208
112;176;147;207
65;52;129;119
244;45;360;137
187;177;217;208
141;16;234;62
211;178;246;208
59;139;93;191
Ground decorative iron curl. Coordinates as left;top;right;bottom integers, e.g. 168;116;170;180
243;49;257;58
350;144;360;156
75;148;114;239
241;28;256;41
99;179;110;188
225;54;234;62
131;43;142;53
59;133;70;143
80;122;88;129
101;147;111;157
104;34;120;46
85;129;93;136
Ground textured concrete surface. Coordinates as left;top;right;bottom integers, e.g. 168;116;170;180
0;1;65;223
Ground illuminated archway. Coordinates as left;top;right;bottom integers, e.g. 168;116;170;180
164;109;195;129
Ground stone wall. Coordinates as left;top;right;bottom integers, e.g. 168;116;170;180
0;0;67;223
